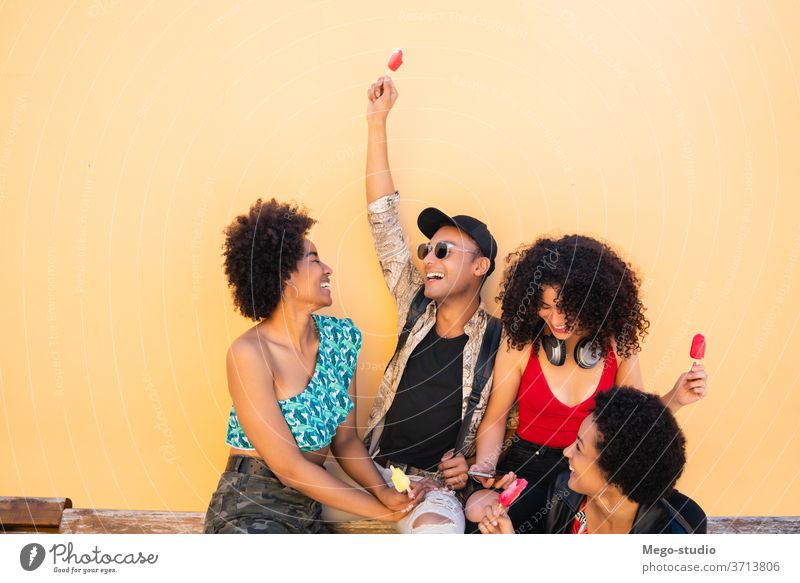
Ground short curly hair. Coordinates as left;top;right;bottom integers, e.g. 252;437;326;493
222;198;316;321
591;387;686;506
497;234;649;358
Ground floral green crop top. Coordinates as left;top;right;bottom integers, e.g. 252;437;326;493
226;314;362;453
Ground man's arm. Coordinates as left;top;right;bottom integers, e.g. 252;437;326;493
366;76;397;204
364;76;423;306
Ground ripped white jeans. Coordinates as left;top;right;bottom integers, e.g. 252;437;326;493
376;464;465;534
321;460;465;534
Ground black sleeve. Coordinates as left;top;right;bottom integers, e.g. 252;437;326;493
667;490;707;534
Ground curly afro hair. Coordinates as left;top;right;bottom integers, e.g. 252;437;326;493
591;387;686;506
497;234;649;358
223;198;316;321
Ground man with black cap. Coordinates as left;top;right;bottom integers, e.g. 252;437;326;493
355;75;505;533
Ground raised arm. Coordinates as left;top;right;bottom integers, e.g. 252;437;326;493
366;75;398;204
364;76;423;307
226;340;403;520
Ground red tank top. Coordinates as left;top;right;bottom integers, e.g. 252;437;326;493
516;345;618;448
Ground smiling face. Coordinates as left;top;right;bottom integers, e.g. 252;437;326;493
538;285;578;340
563;415;607;497
421;226;488;302
285;239;333;308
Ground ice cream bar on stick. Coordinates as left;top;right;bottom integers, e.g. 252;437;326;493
376;48;403;99
498;478;528;508
389;465;411;493
690;334;706;361
387;48;403;72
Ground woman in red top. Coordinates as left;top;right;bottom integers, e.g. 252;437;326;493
466;235;707;532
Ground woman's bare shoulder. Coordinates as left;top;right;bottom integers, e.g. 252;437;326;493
227;326;273;367
499;333;533;372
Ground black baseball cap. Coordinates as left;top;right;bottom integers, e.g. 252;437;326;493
417;207;497;277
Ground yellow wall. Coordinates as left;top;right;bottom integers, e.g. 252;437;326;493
2;1;799;516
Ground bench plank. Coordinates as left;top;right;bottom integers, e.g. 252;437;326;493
0;497;73;531
707;516;800;534
58;510;396;534
327;520;395;534
59;509;206;534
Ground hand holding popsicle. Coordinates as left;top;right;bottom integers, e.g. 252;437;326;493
366;76;398;123
473;478;526;534
478;504;514;534
377;466;420;515
664;334;709;410
379;472;440;516
685;334;708;398
366;49;402;121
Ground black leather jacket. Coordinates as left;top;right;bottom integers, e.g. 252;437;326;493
545;472;707;534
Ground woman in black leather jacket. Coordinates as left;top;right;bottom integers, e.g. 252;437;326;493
475;387;706;534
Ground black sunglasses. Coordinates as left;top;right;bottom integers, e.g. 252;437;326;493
417;241;481;261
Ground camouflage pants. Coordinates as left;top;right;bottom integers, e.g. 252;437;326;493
203;458;328;534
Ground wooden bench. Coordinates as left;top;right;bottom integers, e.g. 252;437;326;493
0;497;394;534
2;497;799;534
0;497;73;533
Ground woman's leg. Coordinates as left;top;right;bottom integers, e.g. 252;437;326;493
204;471;327;534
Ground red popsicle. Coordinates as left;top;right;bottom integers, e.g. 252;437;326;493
690;334;706;360
387;48;403;71
498;478;528;508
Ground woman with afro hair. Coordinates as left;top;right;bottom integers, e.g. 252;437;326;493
466;235;708;532
204;198;431;533
473;387;706;534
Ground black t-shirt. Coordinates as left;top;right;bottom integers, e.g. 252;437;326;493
378;327;467;471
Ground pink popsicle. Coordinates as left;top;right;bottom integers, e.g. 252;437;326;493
387;48;403;71
690;334;706;360
498;478;528;508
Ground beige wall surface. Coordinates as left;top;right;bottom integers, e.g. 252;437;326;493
1;1;799;516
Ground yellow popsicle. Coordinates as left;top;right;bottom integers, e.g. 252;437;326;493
389;465;411;492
